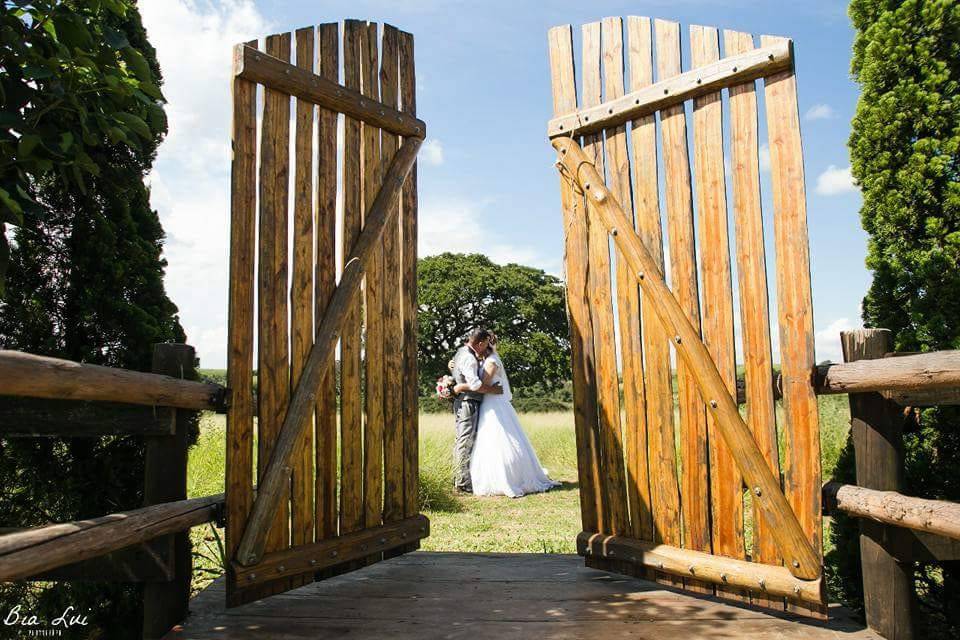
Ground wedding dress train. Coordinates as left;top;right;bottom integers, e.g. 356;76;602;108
469;352;561;497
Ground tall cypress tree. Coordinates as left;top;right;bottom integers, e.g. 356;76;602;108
0;2;185;636
829;0;960;635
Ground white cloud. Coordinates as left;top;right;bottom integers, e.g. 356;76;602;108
421;138;444;166
815;165;857;196
759;143;771;173
815;317;856;363
805;103;836;121
140;0;272;368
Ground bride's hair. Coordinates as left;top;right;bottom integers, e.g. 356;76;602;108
488;332;498;348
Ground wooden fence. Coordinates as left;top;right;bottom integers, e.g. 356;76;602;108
225;20;425;606
0;344;225;639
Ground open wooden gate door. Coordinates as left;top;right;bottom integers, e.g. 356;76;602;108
548;17;827;616
225;20;427;607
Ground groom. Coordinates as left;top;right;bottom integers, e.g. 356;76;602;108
451;327;503;493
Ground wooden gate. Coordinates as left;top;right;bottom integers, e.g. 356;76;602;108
548;17;826;616
225;20;427;607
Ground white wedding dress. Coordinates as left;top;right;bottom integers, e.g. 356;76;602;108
469;352;561;497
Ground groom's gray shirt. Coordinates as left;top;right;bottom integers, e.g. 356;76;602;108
452;345;484;402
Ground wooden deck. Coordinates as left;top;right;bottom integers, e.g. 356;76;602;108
165;552;879;639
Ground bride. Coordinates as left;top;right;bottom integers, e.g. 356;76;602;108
454;335;560;497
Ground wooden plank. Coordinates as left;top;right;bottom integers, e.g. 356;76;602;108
360;21;385;547
724;30;782;591
578;533;824;605
233;515;429;584
548;39;792;138
602;16;650;543
291;26;316;556
654;19;711;571
258;31;292;567
234;44;425;138
548;24;602;535
689;25;743;598
315;22;339;544
225;37;257;608
380;24;404;528
399;30;420;528
340;19;365;546
0;397;174;436
581;20;628;539
841;329;914;639
816;351;960;397
235;137;422;567
0;351;225;411
552;136;822;581
627;15;681;552
0;494;223;581
824;481;960;542
761;33;822;569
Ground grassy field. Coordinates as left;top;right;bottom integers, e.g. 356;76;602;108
185;395;851;593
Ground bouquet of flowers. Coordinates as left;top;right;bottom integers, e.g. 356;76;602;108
435;374;455;402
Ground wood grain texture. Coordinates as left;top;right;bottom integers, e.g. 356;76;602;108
626;16;681;551
581;20;628;538
602;16;651;544
761;34;822;565
225;39;257;607
654;19;711;567
547;24;602;535
552;136;822;582
314;22;339;543
724;30;782;582
689;25;743;582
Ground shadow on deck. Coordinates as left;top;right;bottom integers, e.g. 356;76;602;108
165;552;880;639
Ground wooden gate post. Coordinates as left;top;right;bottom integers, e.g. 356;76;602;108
841;329;915;640
142;343;196;639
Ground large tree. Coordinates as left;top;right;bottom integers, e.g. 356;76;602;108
829;0;960;635
0;2;185;637
417;253;569;393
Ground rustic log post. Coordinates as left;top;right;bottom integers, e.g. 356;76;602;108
142;344;195;639
842;329;915;640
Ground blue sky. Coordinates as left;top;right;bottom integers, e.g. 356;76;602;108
141;0;866;368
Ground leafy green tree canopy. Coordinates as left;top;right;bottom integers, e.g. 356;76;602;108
417;253;570;392
0;0;166;293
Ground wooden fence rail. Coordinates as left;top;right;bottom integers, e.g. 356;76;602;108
824;482;960;542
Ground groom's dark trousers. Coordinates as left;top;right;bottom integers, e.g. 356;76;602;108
453;395;481;492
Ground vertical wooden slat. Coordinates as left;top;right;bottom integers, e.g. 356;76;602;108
291;27;315;555
654;20;711;569
399;30;420;526
627;16;681;553
762;33;823;617
226;40;257;607
315;22;339;543
340;19;364;540
548;24;602;535
582;20;629;539
724;29;782;608
381;24;404;527
601;16;651;543
360;22;385;545
690;26;743;593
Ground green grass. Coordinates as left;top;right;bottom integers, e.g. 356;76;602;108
185;397;851;592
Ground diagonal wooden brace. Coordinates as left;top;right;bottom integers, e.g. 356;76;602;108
552;136;821;581
235;137;422;567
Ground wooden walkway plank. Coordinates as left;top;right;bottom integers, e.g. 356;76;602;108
653;18;712;575
689;25;744;597
547;24;602;535
380;23;404;527
398;29;420;525
315;21;340;543
291;26;316;555
626;16;681;554
601;16;651;544
340;19;365;540
581;19;629;539
724;29;783;610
